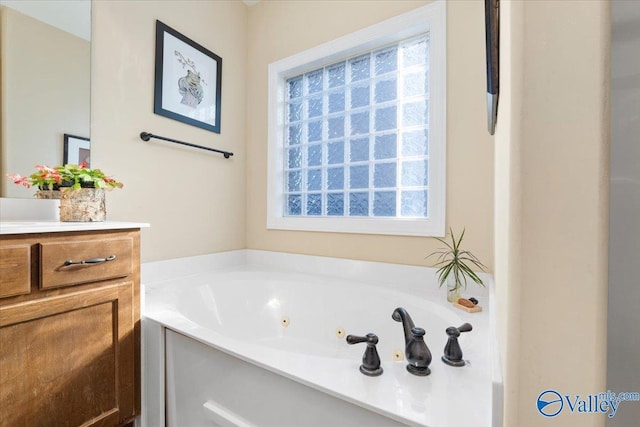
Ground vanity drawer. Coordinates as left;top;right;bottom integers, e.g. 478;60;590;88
0;245;31;298
40;237;133;289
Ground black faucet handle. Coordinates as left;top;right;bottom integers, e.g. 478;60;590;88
458;323;472;333
346;333;383;377
446;323;473;337
346;333;378;345
442;323;473;367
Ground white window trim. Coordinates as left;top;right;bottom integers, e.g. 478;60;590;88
267;1;446;237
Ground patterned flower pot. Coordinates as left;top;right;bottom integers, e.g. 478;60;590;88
59;188;106;222
36;189;62;199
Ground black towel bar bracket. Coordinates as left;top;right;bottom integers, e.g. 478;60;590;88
140;132;233;159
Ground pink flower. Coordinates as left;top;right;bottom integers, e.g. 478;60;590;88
103;177;124;189
35;164;56;173
6;173;31;188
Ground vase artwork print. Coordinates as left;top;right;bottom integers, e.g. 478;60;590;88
154;20;222;133
175;50;205;108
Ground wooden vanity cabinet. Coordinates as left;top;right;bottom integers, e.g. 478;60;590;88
0;229;141;427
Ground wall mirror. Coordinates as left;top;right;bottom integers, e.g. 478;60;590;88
0;0;91;198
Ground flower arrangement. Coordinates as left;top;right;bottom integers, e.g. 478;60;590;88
7;163;123;191
426;228;486;302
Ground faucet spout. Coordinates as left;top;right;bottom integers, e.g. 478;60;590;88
392;307;416;348
392;307;432;376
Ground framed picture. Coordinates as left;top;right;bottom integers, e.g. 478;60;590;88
154;20;222;133
63;134;91;166
484;0;499;135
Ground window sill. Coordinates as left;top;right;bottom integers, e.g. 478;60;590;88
267;216;445;237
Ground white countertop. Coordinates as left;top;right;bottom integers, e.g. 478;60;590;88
0;220;149;235
0;198;148;234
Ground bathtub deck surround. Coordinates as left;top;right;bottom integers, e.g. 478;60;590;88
142;250;502;427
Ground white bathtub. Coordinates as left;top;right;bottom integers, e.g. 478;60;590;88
142;250;501;427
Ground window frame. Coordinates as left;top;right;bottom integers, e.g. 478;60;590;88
267;1;446;237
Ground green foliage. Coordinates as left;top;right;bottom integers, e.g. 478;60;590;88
427;228;486;291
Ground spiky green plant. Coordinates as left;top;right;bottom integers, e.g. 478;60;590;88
427;228;486;292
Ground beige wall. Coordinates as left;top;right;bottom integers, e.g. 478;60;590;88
92;0;247;262
1;6;90;198
495;1;610;426
246;0;495;271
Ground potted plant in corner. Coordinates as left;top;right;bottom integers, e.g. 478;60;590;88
427;228;486;303
7;163;123;222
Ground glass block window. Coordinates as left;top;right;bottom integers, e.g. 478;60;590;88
267;2;445;236
284;36;430;219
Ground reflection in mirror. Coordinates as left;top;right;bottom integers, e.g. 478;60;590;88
0;0;91;198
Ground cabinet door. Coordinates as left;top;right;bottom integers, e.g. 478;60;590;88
0;244;31;298
0;281;135;427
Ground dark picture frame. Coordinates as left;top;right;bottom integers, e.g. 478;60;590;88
154;20;222;133
484;0;500;135
63;134;91;166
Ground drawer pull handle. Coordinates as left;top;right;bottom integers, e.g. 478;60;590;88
63;255;116;266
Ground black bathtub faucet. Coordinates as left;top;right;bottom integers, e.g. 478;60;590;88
346;333;383;376
392;307;432;376
442;323;473;367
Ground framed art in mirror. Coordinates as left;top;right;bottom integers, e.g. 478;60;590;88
63;134;91;166
154;20;222;134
